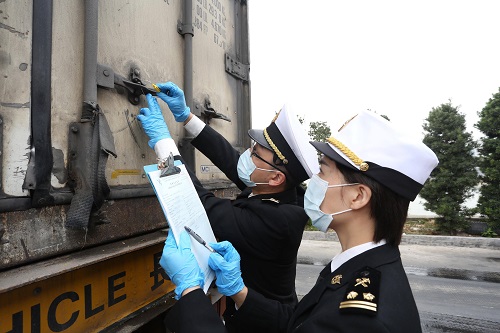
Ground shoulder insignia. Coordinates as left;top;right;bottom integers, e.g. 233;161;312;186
261;198;280;204
339;266;381;317
331;274;342;285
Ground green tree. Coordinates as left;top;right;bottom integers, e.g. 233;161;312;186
301;120;332;231
308;121;331;142
420;102;479;234
475;88;500;231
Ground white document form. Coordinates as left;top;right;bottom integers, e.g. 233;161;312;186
144;164;216;293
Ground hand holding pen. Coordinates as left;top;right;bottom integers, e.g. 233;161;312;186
182;227;246;298
184;226;216;253
208;241;246;297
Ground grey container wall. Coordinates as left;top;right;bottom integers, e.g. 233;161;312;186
0;0;250;269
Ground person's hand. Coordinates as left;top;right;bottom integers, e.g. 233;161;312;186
160;230;205;300
208;241;245;296
155;82;191;122
137;94;171;149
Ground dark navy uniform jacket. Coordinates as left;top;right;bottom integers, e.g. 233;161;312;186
173;124;309;328
165;244;422;333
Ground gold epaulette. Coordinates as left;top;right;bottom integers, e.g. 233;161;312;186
339;266;380;317
261;198;280;204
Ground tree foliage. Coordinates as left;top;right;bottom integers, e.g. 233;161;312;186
308;121;331;142
419;102;479;234
303;120;332;230
475;88;500;230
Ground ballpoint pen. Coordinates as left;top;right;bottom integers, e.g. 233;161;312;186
184;226;216;253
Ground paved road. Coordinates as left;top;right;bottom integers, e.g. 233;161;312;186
296;238;500;333
410;275;500;333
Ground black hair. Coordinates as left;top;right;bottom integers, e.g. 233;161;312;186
336;163;410;246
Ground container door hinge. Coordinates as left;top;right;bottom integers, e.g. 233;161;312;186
225;54;249;81
97;64;153;105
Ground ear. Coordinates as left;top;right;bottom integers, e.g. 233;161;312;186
349;184;372;210
268;171;287;187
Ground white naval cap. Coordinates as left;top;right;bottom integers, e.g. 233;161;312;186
248;105;320;184
310;110;439;201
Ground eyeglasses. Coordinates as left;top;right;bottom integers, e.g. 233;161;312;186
251;144;282;172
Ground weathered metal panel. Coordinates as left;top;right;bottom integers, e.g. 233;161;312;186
1;0;249;196
191;0;250;178
0;196;167;268
0;3;249;328
0;0;32;197
0;0;249;256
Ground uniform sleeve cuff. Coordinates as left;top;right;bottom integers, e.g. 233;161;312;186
154;138;180;160
184;116;206;137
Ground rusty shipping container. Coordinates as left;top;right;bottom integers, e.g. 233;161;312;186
0;0;250;331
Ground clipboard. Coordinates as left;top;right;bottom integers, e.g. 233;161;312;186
144;153;216;293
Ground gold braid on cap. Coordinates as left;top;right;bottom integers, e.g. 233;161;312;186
264;128;288;164
327;137;369;171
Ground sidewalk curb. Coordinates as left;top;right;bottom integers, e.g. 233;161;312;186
302;231;500;250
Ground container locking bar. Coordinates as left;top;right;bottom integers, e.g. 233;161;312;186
195;99;231;125
96;64;157;105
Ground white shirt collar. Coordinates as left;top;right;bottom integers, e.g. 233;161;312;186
330;239;386;272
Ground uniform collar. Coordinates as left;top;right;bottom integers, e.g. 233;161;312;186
330;240;387;272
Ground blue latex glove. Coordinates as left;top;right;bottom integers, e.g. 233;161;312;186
137;94;171;149
160;230;205;300
208;241;245;296
155;82;191;122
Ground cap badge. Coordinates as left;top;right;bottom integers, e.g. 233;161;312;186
338;114;358;132
271;110;281;123
327;137;369;172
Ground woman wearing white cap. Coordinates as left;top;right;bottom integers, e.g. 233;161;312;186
160;110;439;333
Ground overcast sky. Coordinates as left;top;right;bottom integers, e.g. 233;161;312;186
247;0;500;214
248;0;500;142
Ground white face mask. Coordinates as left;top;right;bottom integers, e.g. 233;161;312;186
304;174;359;232
237;149;276;187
